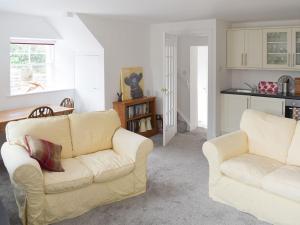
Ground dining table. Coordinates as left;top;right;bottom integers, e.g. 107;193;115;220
0;105;74;133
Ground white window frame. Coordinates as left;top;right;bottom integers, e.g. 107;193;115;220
9;38;56;96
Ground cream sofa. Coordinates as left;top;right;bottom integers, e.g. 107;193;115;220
203;109;300;225
1;110;153;225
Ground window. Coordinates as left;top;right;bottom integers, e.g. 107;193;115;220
10;39;55;95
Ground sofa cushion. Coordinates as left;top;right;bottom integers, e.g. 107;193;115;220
25;135;64;172
287;122;300;166
6;116;73;159
240;109;296;163
76;150;134;183
43;158;93;194
69;110;121;157
262;165;300;202
220;153;283;187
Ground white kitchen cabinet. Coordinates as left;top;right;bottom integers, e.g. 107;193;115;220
263;28;292;69
250;96;285;117
221;94;286;134
221;94;250;134
292;28;300;69
227;29;262;69
227;26;300;71
245;29;263;68
227;30;245;68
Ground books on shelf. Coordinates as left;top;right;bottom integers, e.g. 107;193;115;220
127;117;152;133
127;120;139;133
127;103;150;119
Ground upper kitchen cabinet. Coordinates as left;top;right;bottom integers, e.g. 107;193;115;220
227;29;262;69
227;30;244;68
292;28;300;69
263;28;291;69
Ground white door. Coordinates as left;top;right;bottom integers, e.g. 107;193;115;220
75;54;105;112
226;30;245;68
244;29;262;68
250;96;285;117
163;33;177;146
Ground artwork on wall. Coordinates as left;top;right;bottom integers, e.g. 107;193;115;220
120;67;144;101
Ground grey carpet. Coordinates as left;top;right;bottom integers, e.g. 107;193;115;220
0;130;270;225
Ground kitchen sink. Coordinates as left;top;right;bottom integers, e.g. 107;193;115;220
229;88;252;93
235;89;252;93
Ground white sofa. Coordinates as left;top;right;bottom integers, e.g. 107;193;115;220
203;109;300;225
1;110;153;225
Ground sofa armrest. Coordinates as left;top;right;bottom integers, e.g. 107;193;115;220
203;130;248;185
1;142;44;192
1;142;45;225
113;128;153;192
112;128;153;161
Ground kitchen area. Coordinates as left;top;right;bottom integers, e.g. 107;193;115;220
221;24;300;134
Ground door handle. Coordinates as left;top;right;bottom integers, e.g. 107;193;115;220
161;88;168;93
241;53;244;66
282;101;285;116
245;53;247;66
293;53;296;67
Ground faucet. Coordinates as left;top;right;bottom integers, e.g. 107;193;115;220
244;82;257;91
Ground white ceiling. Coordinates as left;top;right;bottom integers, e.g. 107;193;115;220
0;0;300;23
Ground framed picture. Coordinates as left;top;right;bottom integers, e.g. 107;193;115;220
120;67;144;101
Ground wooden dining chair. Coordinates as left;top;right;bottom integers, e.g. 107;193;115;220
60;98;74;108
28;106;54;119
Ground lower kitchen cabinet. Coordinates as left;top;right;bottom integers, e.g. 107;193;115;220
221;94;250;134
250;96;285;117
221;94;285;134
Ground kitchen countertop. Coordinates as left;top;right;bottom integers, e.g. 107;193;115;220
221;88;300;100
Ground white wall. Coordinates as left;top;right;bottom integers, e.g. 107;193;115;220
177;35;208;124
0;12;75;111
49;14;105;112
79;15;152;109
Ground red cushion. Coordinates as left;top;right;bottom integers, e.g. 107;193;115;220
24;135;64;172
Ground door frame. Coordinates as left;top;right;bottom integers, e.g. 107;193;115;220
158;26;217;139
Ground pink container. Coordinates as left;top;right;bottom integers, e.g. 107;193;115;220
258;81;278;93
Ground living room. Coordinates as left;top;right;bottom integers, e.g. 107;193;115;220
1;1;300;225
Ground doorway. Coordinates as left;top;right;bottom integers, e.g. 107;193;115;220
190;45;208;130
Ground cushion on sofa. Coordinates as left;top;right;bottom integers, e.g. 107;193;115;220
220;153;283;187
240;109;296;163
25;135;64;172
69;110;121;157
262;165;300;202
287;122;300;166
76;150;134;183
43;158;93;194
6;116;73;159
